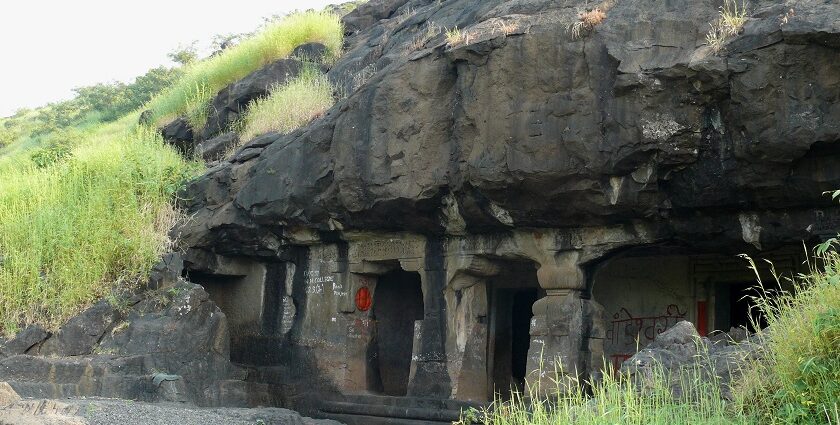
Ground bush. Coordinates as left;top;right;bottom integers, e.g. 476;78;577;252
0;120;198;334
236;69;334;144
145;10;343;130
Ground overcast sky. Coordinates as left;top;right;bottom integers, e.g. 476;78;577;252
0;0;338;117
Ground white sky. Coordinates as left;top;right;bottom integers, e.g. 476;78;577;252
0;0;338;117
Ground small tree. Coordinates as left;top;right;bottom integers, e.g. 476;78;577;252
168;42;199;66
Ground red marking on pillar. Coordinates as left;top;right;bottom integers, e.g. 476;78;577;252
355;287;372;312
697;301;708;336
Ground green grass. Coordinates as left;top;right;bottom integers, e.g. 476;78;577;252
145;10;343;130
236;68;334;144
0;117;198;335
469;243;840;425
459;361;753;425
735;248;840;424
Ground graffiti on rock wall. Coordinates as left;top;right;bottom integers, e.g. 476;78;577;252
606;304;686;370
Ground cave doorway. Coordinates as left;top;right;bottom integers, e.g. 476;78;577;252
714;282;769;332
185;261;268;363
488;260;541;400
372;269;424;396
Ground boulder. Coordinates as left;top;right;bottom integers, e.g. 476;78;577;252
292;42;328;63
195;132;239;162
621;321;766;399
39;300;118;357
199;59;304;141
0;281;238;406
0;326;50;356
161;117;195;155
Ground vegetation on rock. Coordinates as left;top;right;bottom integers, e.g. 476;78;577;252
0;9;345;335
144;10;343;130
236;68;334;144
0;118;198;334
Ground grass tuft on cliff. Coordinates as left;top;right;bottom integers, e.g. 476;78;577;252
236;68;334;144
0;118;198;334
145;10;343;130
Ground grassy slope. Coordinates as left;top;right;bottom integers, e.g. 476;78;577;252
0;117;199;333
0;10;343;335
145;11;342;130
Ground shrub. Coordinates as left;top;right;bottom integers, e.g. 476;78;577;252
145;11;343;130
236;69;334;144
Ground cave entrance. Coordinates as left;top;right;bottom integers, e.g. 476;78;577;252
372;269;424;396
714;281;769;332
488;260;540;400
184;260;267;363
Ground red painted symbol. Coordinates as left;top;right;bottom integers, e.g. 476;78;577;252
355;287;372;312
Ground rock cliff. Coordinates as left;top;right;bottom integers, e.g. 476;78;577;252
179;0;840;256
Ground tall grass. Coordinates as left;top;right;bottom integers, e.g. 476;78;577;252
0;119;198;335
236;69;334;144
461;362;753;425
735;248;840;424
145;11;343;130
470;241;839;424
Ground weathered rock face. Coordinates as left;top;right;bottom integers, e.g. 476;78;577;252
0;278;251;407
621;321;766;400
168;0;840;420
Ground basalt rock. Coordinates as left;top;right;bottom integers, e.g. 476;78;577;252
166;0;840;420
621;321;766;400
161;116;195;155
180;0;840;254
0;281;246;407
199;58;305;141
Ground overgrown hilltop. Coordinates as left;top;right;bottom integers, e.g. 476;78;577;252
0;9;348;334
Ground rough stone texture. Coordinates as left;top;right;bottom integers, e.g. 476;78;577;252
180;0;840;254
0;326;50;357
292;42;329;63
199;59;304;141
169;0;840;414
621;321;766;399
0;281;244;407
160;117;194;155
38;300;118;357
195;132;240;163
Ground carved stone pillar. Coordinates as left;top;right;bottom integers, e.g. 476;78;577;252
525;251;595;393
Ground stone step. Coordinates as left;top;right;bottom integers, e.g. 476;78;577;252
318;394;484;425
320;412;455;425
337;393;483;412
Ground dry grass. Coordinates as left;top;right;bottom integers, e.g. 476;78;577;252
445;26;473;47
408;21;443;51
706;0;748;53
570;8;607;39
